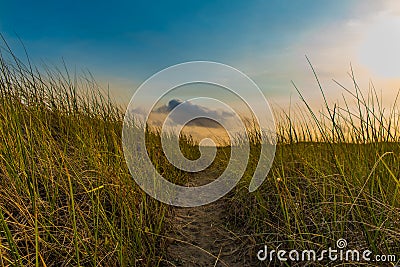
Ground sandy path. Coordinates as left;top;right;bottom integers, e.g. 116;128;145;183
164;173;259;266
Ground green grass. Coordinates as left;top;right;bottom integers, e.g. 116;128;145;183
0;40;193;266
0;38;399;266
228;63;400;266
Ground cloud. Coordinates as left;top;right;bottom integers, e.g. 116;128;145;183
153;99;235;129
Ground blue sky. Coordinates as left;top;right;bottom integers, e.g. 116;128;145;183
1;0;400;106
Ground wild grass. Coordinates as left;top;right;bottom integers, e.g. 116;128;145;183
0;39;194;266
229;61;400;266
0;37;399;267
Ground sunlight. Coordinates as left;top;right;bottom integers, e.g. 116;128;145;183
358;15;400;78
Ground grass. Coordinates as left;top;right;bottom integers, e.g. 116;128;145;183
0;38;399;266
228;62;400;265
0;39;193;266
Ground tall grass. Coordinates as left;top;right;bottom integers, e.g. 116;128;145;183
0;37;399;266
0;38;194;266
229;61;400;266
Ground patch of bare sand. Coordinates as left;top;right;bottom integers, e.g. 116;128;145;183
163;173;261;267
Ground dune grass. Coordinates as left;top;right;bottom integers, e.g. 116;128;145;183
0;39;399;266
229;64;400;266
0;41;196;266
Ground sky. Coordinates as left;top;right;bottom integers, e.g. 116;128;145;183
1;0;400;109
